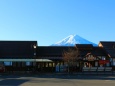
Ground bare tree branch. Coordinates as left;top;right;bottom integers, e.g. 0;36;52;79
62;47;80;73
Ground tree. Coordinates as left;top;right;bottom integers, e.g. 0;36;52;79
62;48;80;73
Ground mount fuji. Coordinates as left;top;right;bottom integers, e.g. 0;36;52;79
51;34;97;46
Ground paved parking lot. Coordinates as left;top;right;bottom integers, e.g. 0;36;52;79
0;74;115;86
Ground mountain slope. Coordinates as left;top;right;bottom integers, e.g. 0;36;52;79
51;34;97;46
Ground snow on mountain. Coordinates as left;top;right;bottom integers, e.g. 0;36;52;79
51;34;97;46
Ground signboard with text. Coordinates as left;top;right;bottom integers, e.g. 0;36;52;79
99;60;109;65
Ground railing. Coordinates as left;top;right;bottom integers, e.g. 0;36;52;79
105;67;112;71
90;67;97;71
82;67;112;72
82;67;90;71
97;67;104;71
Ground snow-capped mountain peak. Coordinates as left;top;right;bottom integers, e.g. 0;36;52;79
51;34;97;46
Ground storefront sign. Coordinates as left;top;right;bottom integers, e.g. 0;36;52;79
99;60;109;65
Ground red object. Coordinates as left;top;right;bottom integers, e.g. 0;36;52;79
99;60;109;65
0;66;5;73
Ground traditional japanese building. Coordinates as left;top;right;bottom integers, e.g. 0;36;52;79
0;41;115;73
0;41;37;73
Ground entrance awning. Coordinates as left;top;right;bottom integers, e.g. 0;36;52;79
35;59;52;62
0;59;52;62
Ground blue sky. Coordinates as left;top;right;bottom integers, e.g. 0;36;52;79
0;0;115;46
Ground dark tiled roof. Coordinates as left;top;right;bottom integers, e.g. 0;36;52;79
92;47;107;56
75;44;93;49
0;41;37;58
99;41;115;57
104;49;115;57
37;46;75;57
78;47;107;56
37;46;107;57
99;41;115;49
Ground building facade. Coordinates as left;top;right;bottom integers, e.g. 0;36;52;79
0;41;115;73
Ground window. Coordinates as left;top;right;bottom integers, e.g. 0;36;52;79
95;62;98;67
84;62;88;67
53;63;55;67
46;63;48;67
49;63;52;67
26;62;31;66
106;63;110;67
4;61;12;66
102;56;106;60
34;53;36;55
113;61;115;66
111;62;113;66
110;58;112;62
112;59;115;66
